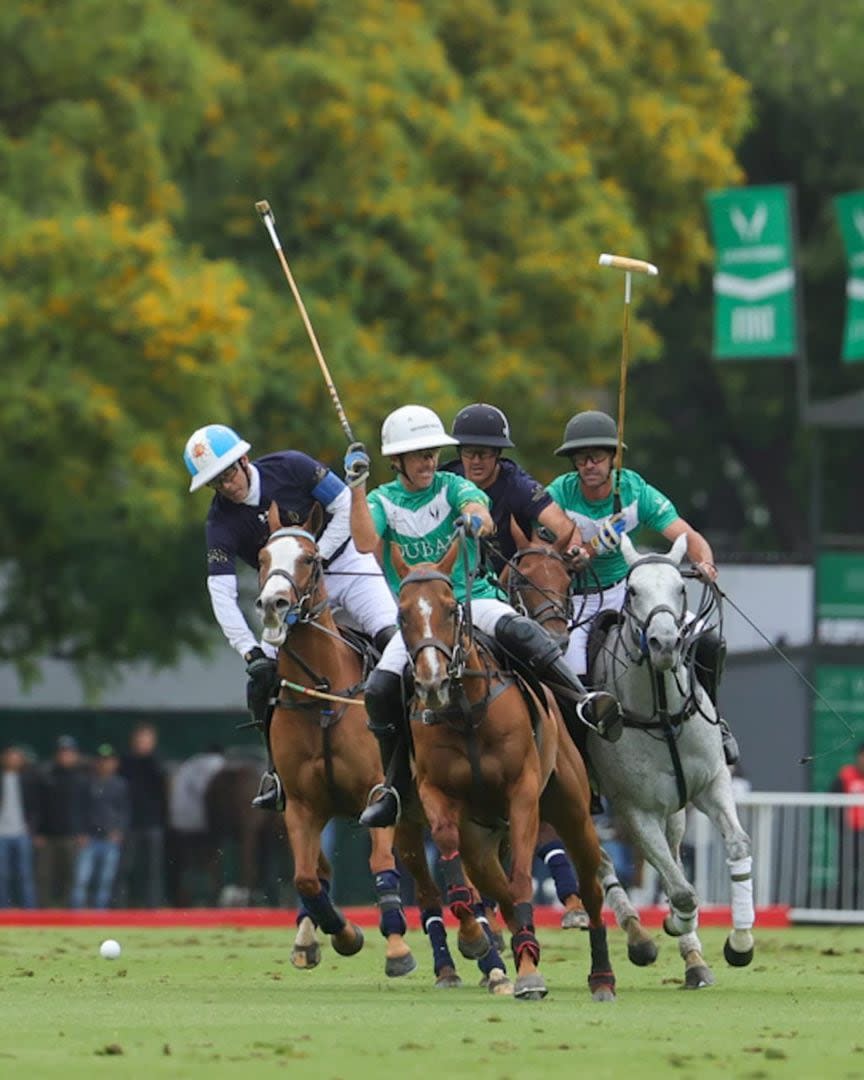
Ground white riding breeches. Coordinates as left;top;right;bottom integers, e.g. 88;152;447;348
376;597;515;675
324;541;397;638
564;580;627;676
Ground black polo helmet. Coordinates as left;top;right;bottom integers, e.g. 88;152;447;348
554;410;624;456
451;403;515;449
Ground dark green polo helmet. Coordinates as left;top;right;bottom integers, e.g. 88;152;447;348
554;410;624;456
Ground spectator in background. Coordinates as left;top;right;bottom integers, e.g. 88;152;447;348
70;745;130;909
35;735;88;906
830;741;864;907
166;745;226;907
119;722;168;907
0;745;40;908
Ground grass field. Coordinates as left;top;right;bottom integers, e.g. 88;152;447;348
2;924;863;1079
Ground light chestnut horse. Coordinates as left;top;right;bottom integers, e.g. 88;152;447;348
392;536;616;1002
256;503;472;986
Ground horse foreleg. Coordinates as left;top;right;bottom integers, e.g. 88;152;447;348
283;802;364;961
368;827;416;978
536;820;587;929
691;775;755;967
597;846;658;967
394;820;462;988
539;770;616;1001
504;773;547;1001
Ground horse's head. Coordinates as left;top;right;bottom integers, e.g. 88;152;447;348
621;533;689;671
505;521;573;648
255;502;325;647
392;538;463;710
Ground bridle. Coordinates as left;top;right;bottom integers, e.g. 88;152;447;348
257;527;328;629
506;546;574;642
398;568;468;683
620;554;689;665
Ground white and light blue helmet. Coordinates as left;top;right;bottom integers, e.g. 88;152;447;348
183;424;251;492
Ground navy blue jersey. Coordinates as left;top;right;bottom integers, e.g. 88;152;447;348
205;451;344;575
439;457;552;569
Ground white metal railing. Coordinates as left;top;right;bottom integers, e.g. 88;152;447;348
687;792;864;924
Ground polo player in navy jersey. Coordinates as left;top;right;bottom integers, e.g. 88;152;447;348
184;424;397;811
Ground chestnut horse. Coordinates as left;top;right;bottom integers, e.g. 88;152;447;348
391;535;616;1002
256;503;479;986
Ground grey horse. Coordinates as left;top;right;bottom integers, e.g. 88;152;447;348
587;533;754;988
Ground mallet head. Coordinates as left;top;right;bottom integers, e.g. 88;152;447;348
599;253;659;276
255;200;273;221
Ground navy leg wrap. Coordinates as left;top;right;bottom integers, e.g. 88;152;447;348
478;943;507;976
537;840;579;904
422;906;456;976
511;901;540;966
375;869;407;938
301;883;345;936
295;878;331;928
589;924;612;972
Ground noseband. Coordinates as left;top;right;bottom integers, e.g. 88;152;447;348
259;528;326;628
398;568;467;680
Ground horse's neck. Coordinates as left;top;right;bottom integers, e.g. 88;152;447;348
278;601;358;679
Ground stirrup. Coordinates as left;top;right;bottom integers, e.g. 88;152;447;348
251;770;285;812
577;691;623;743
360;783;402;827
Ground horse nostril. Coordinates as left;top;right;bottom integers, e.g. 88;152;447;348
255;598;264;611
648;635;660;651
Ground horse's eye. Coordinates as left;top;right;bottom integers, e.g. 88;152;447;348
627;585;636;597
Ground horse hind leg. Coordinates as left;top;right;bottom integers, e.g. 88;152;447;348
369;828;416;978
598;847;658;967
440;850;512;996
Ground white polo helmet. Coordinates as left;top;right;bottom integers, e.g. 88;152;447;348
183;424;251;492
380;405;459;456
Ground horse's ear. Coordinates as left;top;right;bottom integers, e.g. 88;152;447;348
511;516;530;551
390;542;410;580
304;502;324;537
267;501;282;534
621;532;638;566
437;536;460;577
669;532;688;566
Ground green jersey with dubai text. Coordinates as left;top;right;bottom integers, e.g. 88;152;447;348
368;472;501;602
546;468;679;589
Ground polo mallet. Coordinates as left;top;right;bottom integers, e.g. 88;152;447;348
255;199;355;443
598;253;659;510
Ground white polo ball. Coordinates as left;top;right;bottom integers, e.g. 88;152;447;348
99;939;122;960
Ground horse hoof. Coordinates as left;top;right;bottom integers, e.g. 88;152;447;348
290;942;321;970
627;940;659;967
591;985;617;1002
435;972;463;989
514;973;548;1001
458;934;491;961
385;952;417;978
724;939;754;968
487;968;513;996
588;971;616;1002
683;965;715;990
332;923;364;957
561;908;590;931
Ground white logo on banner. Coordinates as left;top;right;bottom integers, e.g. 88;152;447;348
730;204;768;243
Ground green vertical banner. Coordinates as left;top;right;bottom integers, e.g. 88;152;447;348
834;191;864;363
706;185;799;359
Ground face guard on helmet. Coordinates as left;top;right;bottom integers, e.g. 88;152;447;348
451;403;515;449
554;410;624;457
380;405;459;456
184;424;251;492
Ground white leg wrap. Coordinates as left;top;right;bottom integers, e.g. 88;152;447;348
667;907;698;935
728;855;754;929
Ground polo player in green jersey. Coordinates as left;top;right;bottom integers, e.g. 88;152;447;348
547;409;739;766
344;404;622;828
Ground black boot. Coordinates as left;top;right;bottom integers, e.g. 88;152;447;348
245;658;284;813
694;632;739;766
495;613;623;743
359;669;411;828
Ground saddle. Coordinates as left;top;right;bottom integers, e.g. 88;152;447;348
586;609;624;680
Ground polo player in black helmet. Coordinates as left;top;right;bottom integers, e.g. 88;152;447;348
548;409;740;766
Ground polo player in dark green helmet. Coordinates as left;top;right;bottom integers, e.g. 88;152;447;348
548;410;740;766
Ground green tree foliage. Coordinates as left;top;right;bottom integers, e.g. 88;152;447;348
633;0;864;553
0;0;748;677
